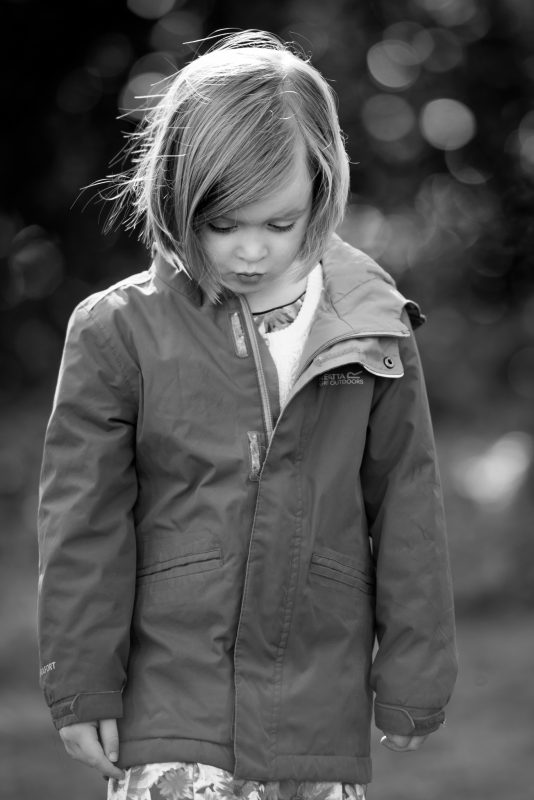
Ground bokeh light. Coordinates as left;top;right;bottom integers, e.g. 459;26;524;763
414;173;497;249
420;98;476;150
451;432;533;508
383;21;436;64
149;11;204;52
420;28;463;72
8;226;64;301
445;150;489;185
415;0;478;27
338;203;391;259
362;94;416;141
127;0;176;20
367;39;420;90
119;53;178;118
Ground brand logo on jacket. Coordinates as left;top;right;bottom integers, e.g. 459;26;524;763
319;370;364;386
40;661;56;677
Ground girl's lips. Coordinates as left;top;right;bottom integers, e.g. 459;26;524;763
234;273;263;283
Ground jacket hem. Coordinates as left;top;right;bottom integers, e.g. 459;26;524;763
234;754;372;784
118;738;235;772
118;740;372;784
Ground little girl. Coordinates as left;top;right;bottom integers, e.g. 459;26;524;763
37;31;458;800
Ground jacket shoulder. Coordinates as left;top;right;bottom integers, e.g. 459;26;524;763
64;269;152;388
76;268;152;322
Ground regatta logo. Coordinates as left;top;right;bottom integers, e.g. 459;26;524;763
319;370;364;386
40;661;56;677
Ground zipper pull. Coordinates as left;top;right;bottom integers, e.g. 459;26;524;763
247;431;265;481
230;311;249;358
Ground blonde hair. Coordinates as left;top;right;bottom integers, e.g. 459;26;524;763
104;30;350;302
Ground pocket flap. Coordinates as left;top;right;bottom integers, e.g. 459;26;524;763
137;531;221;576
310;548;375;593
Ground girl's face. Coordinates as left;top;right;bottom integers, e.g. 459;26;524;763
199;147;314;311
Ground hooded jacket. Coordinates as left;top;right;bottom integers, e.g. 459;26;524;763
37;235;457;785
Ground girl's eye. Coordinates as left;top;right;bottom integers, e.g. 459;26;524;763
207;223;237;234
269;223;295;233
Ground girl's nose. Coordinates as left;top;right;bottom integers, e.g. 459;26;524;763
235;233;268;263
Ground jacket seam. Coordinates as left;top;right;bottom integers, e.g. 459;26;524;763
269;403;306;759
82;272;152;310
153;266;200;303
84;306;138;398
331;274;392;305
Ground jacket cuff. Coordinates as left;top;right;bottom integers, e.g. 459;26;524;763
374;701;445;737
51;690;123;730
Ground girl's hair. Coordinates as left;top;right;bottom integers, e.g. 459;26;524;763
104;30;350;302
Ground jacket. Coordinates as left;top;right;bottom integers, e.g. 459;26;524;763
37;234;458;785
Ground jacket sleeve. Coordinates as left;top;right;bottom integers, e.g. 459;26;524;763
361;315;458;738
37;301;138;730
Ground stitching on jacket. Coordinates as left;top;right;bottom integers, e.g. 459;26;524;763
311;552;374;579
71;689;122;700
139;541;221;567
330;275;391;306
84;306;138;398
269;397;307;757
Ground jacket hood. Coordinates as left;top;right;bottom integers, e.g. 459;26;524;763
319;234;425;335
295;235;425;385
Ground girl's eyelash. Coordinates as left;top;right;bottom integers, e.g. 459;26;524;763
207;224;236;234
271;223;295;232
207;222;296;234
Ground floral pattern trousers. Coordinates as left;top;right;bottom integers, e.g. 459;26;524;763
107;762;367;800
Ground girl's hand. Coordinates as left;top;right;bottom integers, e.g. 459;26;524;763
380;732;428;752
59;718;124;780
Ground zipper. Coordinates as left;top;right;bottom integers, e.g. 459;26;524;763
238;296;274;442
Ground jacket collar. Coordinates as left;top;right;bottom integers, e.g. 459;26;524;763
296;235;424;377
151;234;425;335
152;252;204;305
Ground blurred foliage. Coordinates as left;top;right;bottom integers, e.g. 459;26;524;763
1;2;534;797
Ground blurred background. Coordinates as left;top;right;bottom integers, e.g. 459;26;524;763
1;0;533;797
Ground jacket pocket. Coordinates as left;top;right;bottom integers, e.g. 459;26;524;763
310;548;375;596
136;531;222;586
